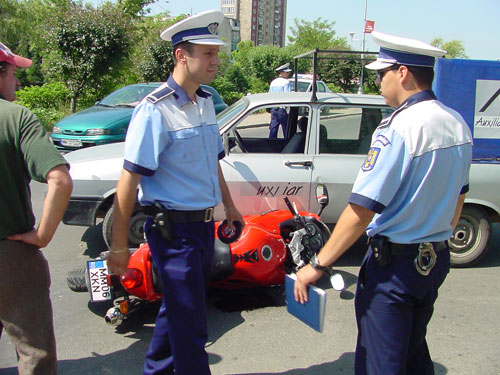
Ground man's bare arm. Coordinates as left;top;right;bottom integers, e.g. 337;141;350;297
107;169;141;275
451;193;466;230
8;164;73;248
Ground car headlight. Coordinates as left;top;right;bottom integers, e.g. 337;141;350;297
86;128;110;135
52;126;61;134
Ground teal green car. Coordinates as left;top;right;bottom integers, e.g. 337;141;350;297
51;83;228;152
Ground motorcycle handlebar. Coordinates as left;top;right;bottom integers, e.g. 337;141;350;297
283;197;297;215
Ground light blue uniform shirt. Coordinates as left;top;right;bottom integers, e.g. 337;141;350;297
350;91;473;243
269;76;291;93
123;76;224;210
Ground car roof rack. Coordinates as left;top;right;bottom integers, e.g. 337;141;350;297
292;48;379;102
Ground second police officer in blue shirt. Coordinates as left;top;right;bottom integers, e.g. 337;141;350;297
268;63;292;138
107;10;244;375
294;31;473;375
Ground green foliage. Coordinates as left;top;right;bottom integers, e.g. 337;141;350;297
118;0;157;18
44;3;132;111
15;82;70;130
232;41;310;83
3;1;387;126
318;54;362;93
287;18;348;50
133;13;185;82
431;38;468;59
211;76;242;105
138;38;174;82
361;69;381;95
224;64;250;93
248;77;269;94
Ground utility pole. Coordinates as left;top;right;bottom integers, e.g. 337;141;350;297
358;0;368;94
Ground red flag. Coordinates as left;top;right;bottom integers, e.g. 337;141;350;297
364;20;375;33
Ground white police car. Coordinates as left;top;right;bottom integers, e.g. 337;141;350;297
289;74;332;93
63;90;500;267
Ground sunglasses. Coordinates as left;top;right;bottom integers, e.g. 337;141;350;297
377;65;400;80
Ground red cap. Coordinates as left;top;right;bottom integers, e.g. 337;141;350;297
0;42;32;68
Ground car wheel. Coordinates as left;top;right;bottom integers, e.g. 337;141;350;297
103;204;147;249
449;205;492;267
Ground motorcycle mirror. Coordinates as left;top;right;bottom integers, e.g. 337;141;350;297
316;183;329;206
330;272;345;291
316;184;329;216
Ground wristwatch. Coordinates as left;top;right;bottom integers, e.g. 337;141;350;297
309;254;330;272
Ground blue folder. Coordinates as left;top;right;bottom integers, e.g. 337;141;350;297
285;273;326;332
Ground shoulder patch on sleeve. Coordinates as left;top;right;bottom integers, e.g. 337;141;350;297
146;86;174;104
373;135;391;147
361;147;381;172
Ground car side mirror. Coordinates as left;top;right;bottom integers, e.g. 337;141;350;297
316;183;329;216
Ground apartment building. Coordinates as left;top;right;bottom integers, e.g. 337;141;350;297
221;0;287;47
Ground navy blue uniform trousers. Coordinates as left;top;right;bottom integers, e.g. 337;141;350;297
354;245;450;375
143;218;215;375
269;108;288;139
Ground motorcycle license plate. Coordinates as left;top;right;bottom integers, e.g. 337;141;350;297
87;260;112;302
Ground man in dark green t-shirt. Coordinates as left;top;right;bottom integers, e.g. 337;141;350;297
0;41;73;374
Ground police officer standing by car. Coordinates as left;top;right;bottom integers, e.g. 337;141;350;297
268;63;292;138
0;42;73;374
107;10;243;375
294;31;473;375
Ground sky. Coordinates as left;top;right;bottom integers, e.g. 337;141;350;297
140;0;500;61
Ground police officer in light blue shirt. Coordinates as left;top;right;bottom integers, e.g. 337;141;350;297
107;9;243;375
268;63;292;138
294;31;472;375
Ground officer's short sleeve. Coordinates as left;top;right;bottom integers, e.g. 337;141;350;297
349;131;411;213
124;101;169;176
217;128;225;159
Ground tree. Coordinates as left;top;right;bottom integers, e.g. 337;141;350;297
286;17;366;93
431;38;468;59
118;0;157;18
133;13;185;82
44;3;132;111
139;38;174;82
288;18;348;50
319;56;360;93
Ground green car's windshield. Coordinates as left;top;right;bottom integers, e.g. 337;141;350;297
216;97;248;129
99;84;160;107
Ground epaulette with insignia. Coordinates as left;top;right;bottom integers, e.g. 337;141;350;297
378;102;409;129
198;86;212;98
146;86;174;104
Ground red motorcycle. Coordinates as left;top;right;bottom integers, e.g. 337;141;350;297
69;185;344;325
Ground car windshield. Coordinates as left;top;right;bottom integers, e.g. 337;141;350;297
295;81;311;92
217;97;248;129
98;84;159;107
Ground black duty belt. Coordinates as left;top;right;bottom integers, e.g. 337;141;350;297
368;236;447;275
144;204;214;223
389;241;447;256
167;208;214;223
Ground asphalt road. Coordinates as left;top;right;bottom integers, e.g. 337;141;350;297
1;182;500;375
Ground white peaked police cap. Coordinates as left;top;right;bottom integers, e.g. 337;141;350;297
160;9;226;47
276;63;292;72
366;31;446;70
